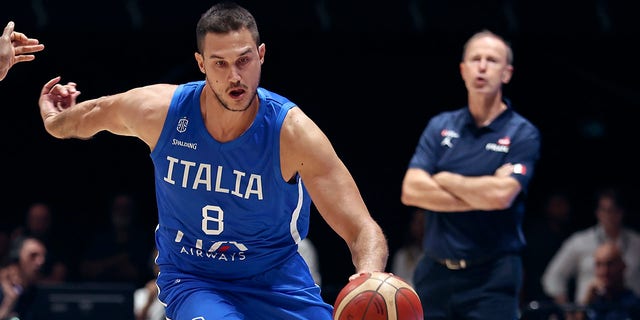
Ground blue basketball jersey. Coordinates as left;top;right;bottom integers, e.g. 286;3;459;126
150;81;311;280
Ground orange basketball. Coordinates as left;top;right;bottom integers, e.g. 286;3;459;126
332;271;423;320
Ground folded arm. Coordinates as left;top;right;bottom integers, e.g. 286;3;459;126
401;163;521;212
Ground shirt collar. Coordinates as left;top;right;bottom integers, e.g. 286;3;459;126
463;98;514;132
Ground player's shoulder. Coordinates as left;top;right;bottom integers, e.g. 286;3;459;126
259;87;303;123
281;106;310;131
279;105;324;155
257;87;297;108
132;83;180;98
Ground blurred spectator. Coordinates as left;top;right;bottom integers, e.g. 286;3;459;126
522;188;574;303
391;207;425;287
298;237;322;286
0;235;46;319
542;186;640;305
134;247;164;320
11;201;68;284
79;193;152;287
579;241;640;320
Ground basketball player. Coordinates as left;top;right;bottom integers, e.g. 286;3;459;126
0;21;44;81
37;2;388;319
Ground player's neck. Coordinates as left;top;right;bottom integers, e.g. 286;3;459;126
201;89;258;142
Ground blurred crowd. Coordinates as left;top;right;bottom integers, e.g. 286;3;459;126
0;193;159;319
2;184;638;319
1;4;639;318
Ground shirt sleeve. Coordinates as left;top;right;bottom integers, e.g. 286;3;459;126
541;234;580;299
506;125;541;191
408;117;442;174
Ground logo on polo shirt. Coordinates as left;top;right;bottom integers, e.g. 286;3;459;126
485;136;511;153
440;129;459;148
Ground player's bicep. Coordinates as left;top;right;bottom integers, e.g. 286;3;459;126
280;107;338;181
86;85;172;146
281;108;364;238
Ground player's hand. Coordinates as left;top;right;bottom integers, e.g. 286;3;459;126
494;163;514;177
0;21;45;80
39;76;81;118
349;272;367;282
5;22;45;57
348;271;390;282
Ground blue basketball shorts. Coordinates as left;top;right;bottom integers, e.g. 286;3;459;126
156;253;333;320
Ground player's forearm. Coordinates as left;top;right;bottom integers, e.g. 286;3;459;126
42;109;74;139
350;223;389;274
41;100;97;139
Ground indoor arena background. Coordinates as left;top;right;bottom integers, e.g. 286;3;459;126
1;0;638;299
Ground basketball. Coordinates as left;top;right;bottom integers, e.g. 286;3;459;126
332;271;423;320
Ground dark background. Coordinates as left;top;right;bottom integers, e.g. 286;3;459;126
1;0;639;295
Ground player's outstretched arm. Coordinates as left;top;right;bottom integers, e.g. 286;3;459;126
38;76;176;149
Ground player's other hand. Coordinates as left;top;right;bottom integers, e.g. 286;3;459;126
39;76;81;114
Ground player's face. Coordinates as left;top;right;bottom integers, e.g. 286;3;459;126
460;36;512;95
196;28;264;112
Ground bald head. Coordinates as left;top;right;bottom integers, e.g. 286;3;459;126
594;242;623;264
593;242;625;290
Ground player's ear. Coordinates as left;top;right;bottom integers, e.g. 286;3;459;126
194;52;206;74
501;65;513;84
258;43;265;65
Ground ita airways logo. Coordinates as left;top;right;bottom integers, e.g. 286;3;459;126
174;229;249;262
210;241;248;253
178;240;248;262
177;117;189;133
204;241;248;262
